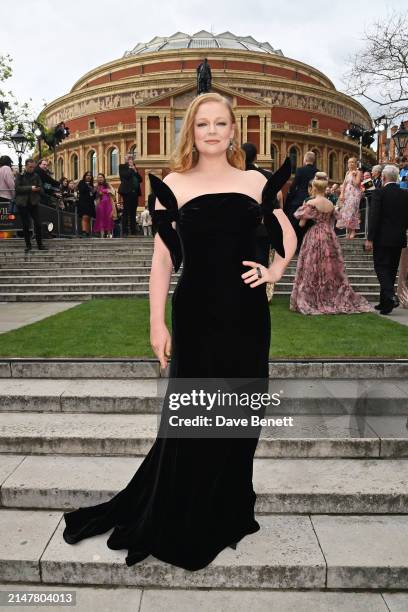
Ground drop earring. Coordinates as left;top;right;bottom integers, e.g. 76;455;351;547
228;139;234;151
192;144;197;153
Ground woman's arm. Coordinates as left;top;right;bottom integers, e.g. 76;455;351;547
270;210;297;280
149;196;174;369
352;170;362;188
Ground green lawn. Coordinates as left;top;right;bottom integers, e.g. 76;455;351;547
0;297;406;358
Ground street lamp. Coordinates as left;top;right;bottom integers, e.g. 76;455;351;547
10;124;29;173
392;121;408;162
373;116;387;163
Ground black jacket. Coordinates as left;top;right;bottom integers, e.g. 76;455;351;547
368;183;408;247
284;164;317;214
15;171;44;208
34;167;60;191
119;164;142;196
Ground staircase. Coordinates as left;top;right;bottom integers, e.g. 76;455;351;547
0;236;381;302
0;359;407;608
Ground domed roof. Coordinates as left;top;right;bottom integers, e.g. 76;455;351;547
123;30;284;57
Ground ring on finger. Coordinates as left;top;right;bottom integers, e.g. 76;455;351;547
256;266;262;279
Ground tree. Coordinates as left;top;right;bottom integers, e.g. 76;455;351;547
344;11;408;121
0;54;36;149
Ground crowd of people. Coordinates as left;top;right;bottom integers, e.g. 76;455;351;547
241;144;408;316
0;153;153;246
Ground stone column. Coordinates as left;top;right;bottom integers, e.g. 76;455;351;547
79;144;85;176
159;116;165;156
98;142;104;174
259;114;265;156
120;139;126;164
322;145;328;173
266;116;272;159
142;116;148;158
136;117;142;158
242;116;248;143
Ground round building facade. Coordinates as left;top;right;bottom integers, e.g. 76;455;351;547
42;31;374;205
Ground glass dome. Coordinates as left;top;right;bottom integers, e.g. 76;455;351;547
124;31;283;57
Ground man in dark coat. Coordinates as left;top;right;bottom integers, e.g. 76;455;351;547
34;159;62;206
366;164;408;314
15;159;48;253
241;142;272;178
284;150;317;250
119;154;143;237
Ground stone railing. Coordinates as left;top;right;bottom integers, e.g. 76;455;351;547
65;123;137;141
270;122;346;140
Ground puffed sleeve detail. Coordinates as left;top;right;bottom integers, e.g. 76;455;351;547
294;202;318;220
149;173;182;272
259;157;291;258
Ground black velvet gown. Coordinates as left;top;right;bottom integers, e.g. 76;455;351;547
62;162;289;571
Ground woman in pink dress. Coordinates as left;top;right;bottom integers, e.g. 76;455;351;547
93;173;115;238
290;172;372;315
336;157;362;239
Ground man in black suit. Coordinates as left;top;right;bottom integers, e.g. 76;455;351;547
366;165;408;315
284;151;317;250
371;164;383;189
118;154;143;237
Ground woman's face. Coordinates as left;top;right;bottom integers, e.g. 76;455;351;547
97;174;104;184
68;181;75;189
193;101;235;157
348;159;357;171
85;173;91;182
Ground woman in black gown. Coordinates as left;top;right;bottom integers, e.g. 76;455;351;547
63;92;297;571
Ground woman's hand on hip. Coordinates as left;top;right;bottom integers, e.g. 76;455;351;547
241;260;283;287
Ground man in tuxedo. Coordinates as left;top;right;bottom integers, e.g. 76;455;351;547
119;154;143;237
371;165;383;189
366;165;408;315
284;151;317;250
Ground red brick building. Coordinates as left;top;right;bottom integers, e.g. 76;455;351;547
42;31;374;206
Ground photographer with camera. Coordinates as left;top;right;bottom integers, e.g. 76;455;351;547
15;159;48;253
35;159;62;207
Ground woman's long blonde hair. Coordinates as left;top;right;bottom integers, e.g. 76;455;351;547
170;93;245;172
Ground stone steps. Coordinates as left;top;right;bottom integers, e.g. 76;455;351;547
0;585;400;612
1;508;408;590
0;363;407;594
1;454;408;514
1;359;407;379
1;375;407;411
0;410;406;457
0;278;384;291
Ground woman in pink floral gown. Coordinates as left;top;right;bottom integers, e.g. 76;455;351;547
94;173;116;237
290;172;372;315
336;157;362;239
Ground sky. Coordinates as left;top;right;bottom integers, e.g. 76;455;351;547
0;0;403;160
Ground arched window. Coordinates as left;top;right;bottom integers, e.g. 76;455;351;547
71;154;79;180
329;152;337;180
108;147;119;176
87;150;97;177
343;155;350;177
289;146;299;174
311;148;320;167
270;144;279;172
57;158;64;180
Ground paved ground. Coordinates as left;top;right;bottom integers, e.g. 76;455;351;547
0;302;81;333
375;305;408;327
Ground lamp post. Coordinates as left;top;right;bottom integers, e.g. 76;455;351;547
10;124;30;173
392;121;408;163
373;116;387;163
